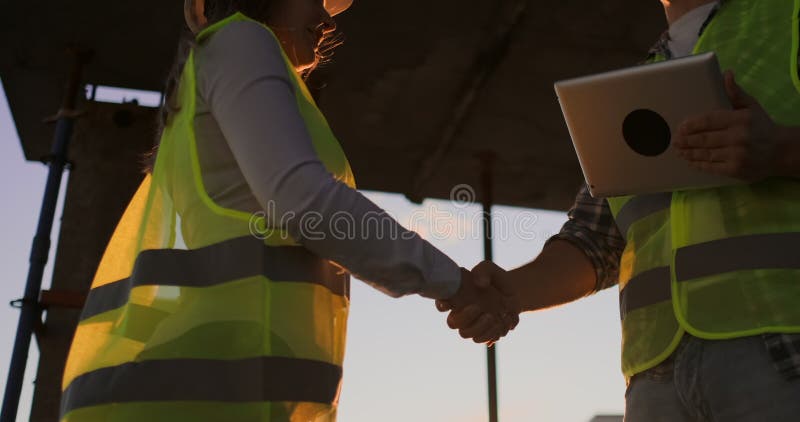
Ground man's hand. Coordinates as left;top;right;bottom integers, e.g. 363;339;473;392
436;262;521;345
674;70;783;181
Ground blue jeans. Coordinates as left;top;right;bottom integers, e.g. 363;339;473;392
624;334;800;421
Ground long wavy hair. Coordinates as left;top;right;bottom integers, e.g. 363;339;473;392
145;0;343;171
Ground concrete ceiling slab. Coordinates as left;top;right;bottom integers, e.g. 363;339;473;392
1;0;665;209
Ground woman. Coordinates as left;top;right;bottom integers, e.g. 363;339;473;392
59;1;516;420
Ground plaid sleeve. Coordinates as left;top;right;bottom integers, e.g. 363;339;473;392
764;333;800;381
546;184;626;292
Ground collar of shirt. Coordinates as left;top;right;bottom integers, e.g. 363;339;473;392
647;1;723;61
668;2;720;57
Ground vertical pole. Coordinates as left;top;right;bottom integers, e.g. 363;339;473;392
479;151;499;422
1;50;89;422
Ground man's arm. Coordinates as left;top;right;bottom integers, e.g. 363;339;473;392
500;239;597;312
439;185;625;338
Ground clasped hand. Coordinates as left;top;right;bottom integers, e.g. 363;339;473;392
436;261;521;345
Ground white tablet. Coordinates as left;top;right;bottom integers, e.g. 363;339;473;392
554;52;741;198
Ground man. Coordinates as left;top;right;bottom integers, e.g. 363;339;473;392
440;0;800;420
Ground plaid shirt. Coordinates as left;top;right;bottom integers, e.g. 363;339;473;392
547;3;800;380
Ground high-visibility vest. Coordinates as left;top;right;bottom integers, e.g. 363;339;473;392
60;12;356;422
607;0;800;377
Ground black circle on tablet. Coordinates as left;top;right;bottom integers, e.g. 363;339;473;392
622;109;671;157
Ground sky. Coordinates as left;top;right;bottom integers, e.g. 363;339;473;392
0;80;625;422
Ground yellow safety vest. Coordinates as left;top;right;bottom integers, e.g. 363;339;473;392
608;0;800;377
60;13;356;422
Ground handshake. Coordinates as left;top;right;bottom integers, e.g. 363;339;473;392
435;261;522;345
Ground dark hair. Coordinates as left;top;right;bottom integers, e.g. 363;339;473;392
143;0;342;172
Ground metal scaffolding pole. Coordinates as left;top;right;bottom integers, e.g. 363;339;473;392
1;50;89;422
480;152;499;422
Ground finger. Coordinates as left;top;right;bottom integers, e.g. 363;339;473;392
458;313;495;339
484;321;511;343
484;318;511;343
687;160;741;178
473;322;506;344
677;147;734;163
447;304;482;329
500;312;520;331
675;127;747;149
435;300;452;312
679;110;744;137
458;313;497;340
471;261;503;288
499;318;515;338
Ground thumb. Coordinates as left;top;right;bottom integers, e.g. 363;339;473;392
474;272;492;288
724;70;754;108
471;261;503;288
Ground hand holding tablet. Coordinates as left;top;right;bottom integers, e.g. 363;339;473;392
555;52;741;197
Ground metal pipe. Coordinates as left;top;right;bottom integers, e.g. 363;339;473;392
1;49;90;422
480;151;499;422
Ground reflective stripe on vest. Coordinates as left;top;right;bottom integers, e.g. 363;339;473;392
619;266;670;320
620;232;800;318
61;357;342;416
675;232;800;281
614;193;672;238
80;236;349;321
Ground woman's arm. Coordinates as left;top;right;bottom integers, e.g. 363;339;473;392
196;21;461;299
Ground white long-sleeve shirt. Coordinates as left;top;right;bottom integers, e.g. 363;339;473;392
192;20;461;299
667;2;719;57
